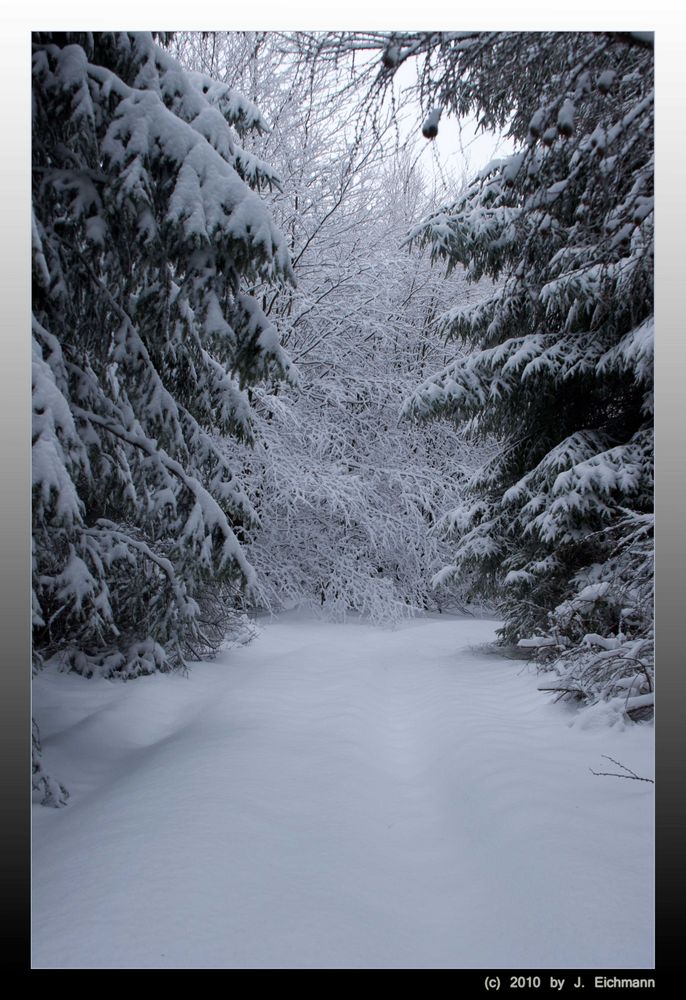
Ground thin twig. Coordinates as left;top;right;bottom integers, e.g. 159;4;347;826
589;755;654;783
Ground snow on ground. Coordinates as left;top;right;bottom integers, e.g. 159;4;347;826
32;614;654;970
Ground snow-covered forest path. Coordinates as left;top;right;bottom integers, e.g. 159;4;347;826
32;615;653;969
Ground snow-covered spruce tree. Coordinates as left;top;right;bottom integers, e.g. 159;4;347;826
322;31;654;710
32;32;293;801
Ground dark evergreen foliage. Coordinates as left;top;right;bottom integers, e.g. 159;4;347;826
392;32;654;706
32;31;292;801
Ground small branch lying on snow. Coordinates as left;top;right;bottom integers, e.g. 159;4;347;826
589;755;654;784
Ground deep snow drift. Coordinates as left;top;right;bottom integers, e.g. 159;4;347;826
32;615;654;969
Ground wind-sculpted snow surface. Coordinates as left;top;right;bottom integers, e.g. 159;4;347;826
33;616;653;969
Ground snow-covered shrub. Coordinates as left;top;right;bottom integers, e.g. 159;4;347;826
526;511;653;716
32;719;69;808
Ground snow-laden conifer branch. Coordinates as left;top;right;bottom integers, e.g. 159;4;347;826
349;31;656;710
